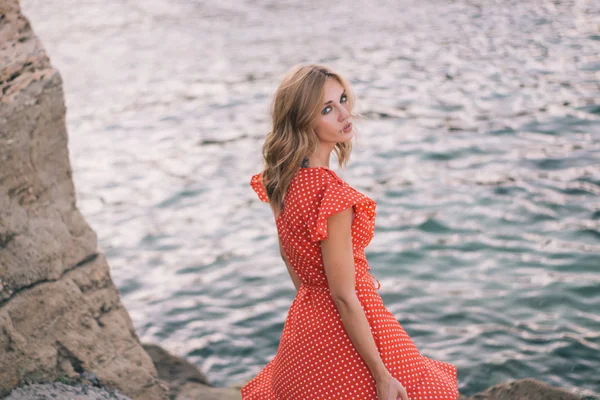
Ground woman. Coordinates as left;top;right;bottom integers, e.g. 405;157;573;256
241;64;458;400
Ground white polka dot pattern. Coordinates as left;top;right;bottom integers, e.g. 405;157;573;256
242;167;458;400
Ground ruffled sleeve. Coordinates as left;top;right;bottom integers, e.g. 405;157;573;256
250;173;269;203
308;170;376;242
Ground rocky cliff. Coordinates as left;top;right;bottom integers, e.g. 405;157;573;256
0;0;167;398
0;1;242;398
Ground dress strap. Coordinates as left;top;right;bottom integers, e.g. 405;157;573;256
358;272;381;290
370;274;381;290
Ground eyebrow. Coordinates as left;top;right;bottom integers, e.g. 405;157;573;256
323;91;346;106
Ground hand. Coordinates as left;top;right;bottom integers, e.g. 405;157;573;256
376;373;409;400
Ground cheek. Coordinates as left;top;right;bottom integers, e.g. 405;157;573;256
314;115;336;136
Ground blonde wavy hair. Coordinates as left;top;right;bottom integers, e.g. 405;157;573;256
261;64;357;214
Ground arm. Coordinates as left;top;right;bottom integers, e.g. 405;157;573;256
321;207;389;382
279;236;301;292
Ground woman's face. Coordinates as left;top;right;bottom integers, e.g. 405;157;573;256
313;78;353;145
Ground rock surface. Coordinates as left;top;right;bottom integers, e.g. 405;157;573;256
174;382;241;400
142;343;241;400
3;381;133;400
0;0;166;398
470;378;583;400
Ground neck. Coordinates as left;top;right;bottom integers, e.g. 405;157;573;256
308;143;335;169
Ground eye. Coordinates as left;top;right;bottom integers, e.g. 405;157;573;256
322;106;332;115
340;94;347;103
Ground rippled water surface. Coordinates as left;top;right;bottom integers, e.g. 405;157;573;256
21;0;600;396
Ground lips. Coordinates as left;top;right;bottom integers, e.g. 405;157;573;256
342;122;352;133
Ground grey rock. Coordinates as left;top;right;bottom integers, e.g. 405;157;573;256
469;378;584;400
175;382;241;400
142;343;241;400
4;382;132;400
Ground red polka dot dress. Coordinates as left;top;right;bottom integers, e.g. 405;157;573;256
241;167;458;400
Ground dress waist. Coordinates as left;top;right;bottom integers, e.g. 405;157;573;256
300;273;380;290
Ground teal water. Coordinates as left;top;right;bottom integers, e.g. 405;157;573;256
21;0;600;397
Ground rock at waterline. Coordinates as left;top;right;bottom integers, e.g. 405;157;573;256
469;378;584;400
3;382;132;400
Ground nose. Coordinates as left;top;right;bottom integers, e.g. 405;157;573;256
338;105;350;122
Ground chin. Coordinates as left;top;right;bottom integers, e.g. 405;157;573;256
339;131;354;142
